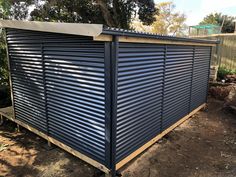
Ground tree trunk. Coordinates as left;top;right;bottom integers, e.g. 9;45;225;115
96;0;115;27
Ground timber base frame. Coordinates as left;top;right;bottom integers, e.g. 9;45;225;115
0;103;205;176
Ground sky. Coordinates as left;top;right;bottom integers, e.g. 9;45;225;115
154;0;236;26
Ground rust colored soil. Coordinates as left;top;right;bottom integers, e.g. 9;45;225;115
0;98;236;177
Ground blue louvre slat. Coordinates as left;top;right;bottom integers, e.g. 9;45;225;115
7;29;47;132
191;46;211;110
116;43;164;163
162;45;194;130
115;44;211;163
43;34;106;164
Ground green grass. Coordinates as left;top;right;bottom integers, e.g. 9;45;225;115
217;67;236;80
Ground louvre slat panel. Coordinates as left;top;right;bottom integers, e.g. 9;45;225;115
6;29;107;165
162;46;194;130
191;46;211;110
7;29;47;132
116;43;164;163
43;36;106;164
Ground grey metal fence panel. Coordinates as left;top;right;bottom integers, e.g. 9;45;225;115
43;34;107;164
115;44;208;163
7;29;47;132
116;43;165;162
162;45;194;129
43;35;105;162
6;29;107;165
191;46;211;110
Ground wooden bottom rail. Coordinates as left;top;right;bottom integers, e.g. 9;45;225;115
116;103;206;170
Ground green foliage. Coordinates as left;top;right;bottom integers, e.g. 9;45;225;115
1;0;157;29
199;13;236;33
0;29;11;107
29;0;158;29
217;67;236;80
0;0;10;86
9;1;30;20
0;31;8;86
0;0;11;19
0;0;33;20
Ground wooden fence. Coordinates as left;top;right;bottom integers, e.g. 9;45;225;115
192;34;236;70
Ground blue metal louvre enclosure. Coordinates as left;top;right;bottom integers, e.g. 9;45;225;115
0;20;217;176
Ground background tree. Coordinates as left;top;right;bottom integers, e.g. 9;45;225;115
199;13;236;33
0;30;8;85
30;0;157;29
0;0;33;20
0;0;11;19
10;1;31;20
151;2;187;36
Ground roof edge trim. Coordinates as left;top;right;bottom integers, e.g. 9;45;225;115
0;20;103;37
94;34;216;46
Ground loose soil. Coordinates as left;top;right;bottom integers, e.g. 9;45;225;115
0;98;236;177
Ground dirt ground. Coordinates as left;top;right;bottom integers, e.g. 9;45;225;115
0;98;235;177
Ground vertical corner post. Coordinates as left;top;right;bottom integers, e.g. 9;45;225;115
110;36;119;177
104;41;111;168
104;35;119;176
